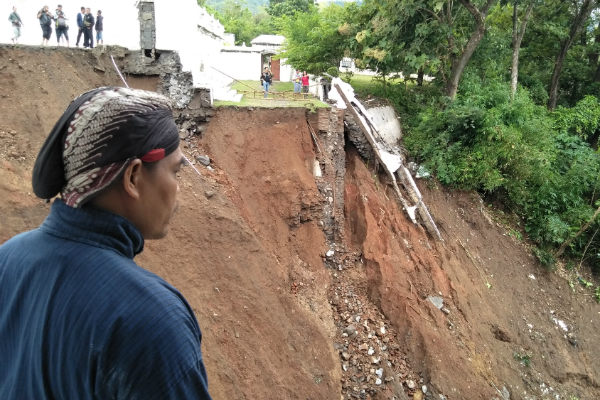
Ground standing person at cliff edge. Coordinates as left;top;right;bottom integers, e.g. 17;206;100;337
37;5;53;46
75;6;84;46
95;9;103;46
54;4;69;47
0;87;212;400
8;6;23;44
260;66;273;99
82;6;94;48
301;71;309;99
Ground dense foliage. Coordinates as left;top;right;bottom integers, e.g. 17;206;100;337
404;79;600;267
204;0;268;14
276;3;358;74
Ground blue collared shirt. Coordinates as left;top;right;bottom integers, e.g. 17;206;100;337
0;200;211;399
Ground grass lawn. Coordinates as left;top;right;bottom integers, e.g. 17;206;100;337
214;80;328;108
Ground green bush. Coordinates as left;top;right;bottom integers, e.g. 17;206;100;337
326;66;340;78
554;95;600;144
401;78;600;265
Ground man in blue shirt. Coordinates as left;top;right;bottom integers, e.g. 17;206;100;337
75;6;84;46
0;87;212;399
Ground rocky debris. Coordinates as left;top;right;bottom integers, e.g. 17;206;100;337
160;71;194;109
174;106;214;143
345;112;374;162
124;49;183;76
196;155;211;166
313;107;346;246
329;268;430;400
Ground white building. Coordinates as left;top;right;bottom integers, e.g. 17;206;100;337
250;34;294;82
215;34;294;84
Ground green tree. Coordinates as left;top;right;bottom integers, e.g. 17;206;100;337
267;0;312;17
210;0;274;45
277;3;356;74
350;0;498;98
547;0;597;109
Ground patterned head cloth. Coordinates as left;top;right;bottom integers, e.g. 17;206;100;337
32;87;180;207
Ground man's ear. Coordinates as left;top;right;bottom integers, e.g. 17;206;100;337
121;159;144;200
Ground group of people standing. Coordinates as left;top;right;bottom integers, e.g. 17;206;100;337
259;67;310;99
294;70;309;98
8;5;103;47
73;6;103;48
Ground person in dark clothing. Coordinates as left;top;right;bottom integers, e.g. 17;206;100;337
75;6;84;46
260;66;273;98
37;5;53;46
54;4;69;46
0;87;212;400
95;9;103;45
82;7;94;48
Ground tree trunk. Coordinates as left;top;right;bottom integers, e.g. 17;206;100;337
592;28;600;81
446;0;496;99
417;66;424;86
547;0;596;110
510;1;534;100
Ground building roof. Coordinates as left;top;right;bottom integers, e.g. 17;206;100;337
250;34;285;46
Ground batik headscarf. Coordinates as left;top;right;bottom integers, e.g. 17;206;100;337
32;87;180;207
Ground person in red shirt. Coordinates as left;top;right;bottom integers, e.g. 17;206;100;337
301;71;309;98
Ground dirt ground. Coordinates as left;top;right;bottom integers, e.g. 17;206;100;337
1;45;600;400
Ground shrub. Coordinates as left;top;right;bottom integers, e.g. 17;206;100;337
402;78;600;263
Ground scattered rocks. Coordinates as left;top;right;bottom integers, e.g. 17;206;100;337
331;264;419;399
196;154;211;166
343;325;357;338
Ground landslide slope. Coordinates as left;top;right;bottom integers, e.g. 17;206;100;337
1;45;599;400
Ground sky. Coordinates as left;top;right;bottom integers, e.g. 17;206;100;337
3;0;141;48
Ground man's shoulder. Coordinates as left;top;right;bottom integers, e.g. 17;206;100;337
0;229;45;256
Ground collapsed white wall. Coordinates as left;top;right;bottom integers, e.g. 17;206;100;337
151;0;226;90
